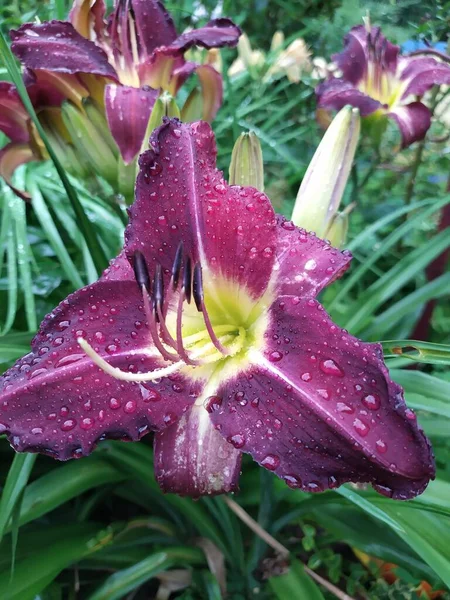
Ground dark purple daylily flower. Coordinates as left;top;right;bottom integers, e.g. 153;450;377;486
316;25;450;147
0;119;434;499
1;0;240;196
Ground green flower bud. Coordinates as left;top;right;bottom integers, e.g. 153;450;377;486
291;105;360;238
229;131;264;191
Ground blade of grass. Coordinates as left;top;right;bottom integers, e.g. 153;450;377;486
0;453;37;543
27;178;84;289
328;197;448;312
0;31;107;274
363;272;450;339
343;227;450;333
381;340;450;365
9;192;37;331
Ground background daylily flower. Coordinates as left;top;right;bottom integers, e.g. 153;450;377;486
1;0;240;198
0;119;434;499
228;31;312;83
316;24;450;147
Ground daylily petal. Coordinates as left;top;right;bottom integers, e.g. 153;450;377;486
69;0;106;42
209;297;434;499
0;142;36;200
388;101;431;148
139;19;240;91
195;64;223;123
333;25;399;84
121;0;177;59
28;70;90;108
0;277;200;459
398;56;450;99
0;82;30;142
170;62;223;121
154;404;241;496
316;79;382;116
169;19;241;53
105;84;158;164
274;216;352;297
126;119;277;300
11;21;118;80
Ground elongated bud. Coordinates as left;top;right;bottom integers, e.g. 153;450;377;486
325;211;349;248
61;101;117;185
237;34;253;67
139;93;180;156
291;105;360;238
181;88;203;123
271;31;285;52
229;131;264;191
83;98;119;156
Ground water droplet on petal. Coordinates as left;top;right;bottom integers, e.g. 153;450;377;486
31;427;43;435
124;400;137;414
353;418;369;437
320;359;344;377
80;417;94;430
61;419;76;432
109;397;121;410
362;393;380;410
301;372;312;382
227;434;245;448
268;351;283;363
261;454;280;470
376;439;388;454
205;396;222;412
284;474;301;488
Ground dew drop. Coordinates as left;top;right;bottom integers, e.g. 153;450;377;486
301;372;312;382
80;417;94;430
317;388;330;400
405;408;416;420
320;358;344;377
337;402;354;414
124;400;137;414
227;434;245;449
109;397;121;410
284;474;301;488
362;393;381;410
353;418;370;437
106;344;118;354
260;454;280;470
31;427;43;435
376;439;388;454
205;396;222;413
61;419;76;432
268;350;283;363
163;412;177;425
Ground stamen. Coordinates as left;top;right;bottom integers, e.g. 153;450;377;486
133;251;150;292
176;288;202;366
78;338;184;382
192;263;203;312
142;285;179;362
172;242;184;290
193;264;231;356
153;264;164;320
183;257;192;303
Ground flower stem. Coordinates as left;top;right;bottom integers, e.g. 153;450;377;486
403;137;426;206
223;496;355;600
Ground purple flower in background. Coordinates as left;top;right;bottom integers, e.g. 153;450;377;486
316;25;450;147
0;119;434;499
0;0;240;196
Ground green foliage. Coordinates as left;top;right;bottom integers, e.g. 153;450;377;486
0;0;449;598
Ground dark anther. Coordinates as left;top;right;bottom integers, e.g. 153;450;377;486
193;263;204;312
154;264;164;316
183;257;192;304
133;251;150;292
172;242;184;289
